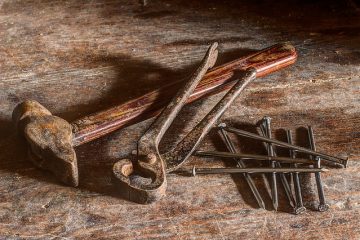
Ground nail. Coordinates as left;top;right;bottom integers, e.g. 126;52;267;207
307;126;329;212
219;125;347;167
188;166;327;175
260;117;296;210
195;150;315;164
286;130;306;215
260;117;278;211
219;128;266;209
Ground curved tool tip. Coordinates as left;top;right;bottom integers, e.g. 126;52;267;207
208;42;218;51
113;158;167;204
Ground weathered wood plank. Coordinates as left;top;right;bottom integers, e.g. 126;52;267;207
0;0;359;239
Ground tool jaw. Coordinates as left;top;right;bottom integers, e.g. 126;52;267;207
12;100;78;187
113;139;166;204
164;69;257;173
112;155;166;204
112;43;219;204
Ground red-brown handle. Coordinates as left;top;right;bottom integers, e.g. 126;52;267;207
71;42;297;146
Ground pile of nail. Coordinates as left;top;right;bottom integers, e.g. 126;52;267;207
182;117;348;214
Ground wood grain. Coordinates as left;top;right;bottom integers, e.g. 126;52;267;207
71;42;297;146
0;0;359;239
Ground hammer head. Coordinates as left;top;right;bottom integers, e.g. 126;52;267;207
13;100;78;186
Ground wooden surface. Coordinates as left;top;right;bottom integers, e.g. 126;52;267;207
0;0;359;239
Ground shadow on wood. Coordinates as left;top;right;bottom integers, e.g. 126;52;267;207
0;46;261;201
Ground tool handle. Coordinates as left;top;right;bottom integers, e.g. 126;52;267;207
71;43;297;146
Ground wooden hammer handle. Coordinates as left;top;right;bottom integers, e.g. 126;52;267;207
71;43;297;146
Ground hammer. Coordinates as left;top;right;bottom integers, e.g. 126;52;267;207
12;43;297;187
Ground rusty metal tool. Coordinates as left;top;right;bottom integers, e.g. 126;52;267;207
286;129;306;215
194;120;345;213
195;150;315;164
218;122;274;207
218;127;266;209
187;166;327;176
259;117;279;210
221;126;348;167
260;117;296;210
13;42;297;187
113;43;260;204
307;126;329;212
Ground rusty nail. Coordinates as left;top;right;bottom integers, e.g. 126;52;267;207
222;126;347;167
259;117;278;211
218;124;266;209
307;126;329;212
286;130;306;215
188;166;327;175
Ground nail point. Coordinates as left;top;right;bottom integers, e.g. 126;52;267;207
273;202;278;211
